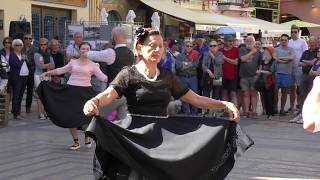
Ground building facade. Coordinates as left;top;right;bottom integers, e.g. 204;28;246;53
281;0;320;36
0;0;99;48
251;0;280;23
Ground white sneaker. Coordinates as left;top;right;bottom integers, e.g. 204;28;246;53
289;113;302;123
70;143;80;150
84;141;92;148
295;118;303;124
39;113;46;120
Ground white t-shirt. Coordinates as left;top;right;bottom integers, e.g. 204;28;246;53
288;38;308;67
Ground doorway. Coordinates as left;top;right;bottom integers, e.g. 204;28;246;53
32;6;71;47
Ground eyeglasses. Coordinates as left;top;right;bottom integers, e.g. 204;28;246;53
40;44;48;46
209;45;217;47
15;44;23;47
186;45;193;48
24;37;32;40
291;31;298;34
4;41;11;44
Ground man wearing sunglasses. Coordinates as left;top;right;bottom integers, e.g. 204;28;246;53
22;34;37;114
288;25;308;116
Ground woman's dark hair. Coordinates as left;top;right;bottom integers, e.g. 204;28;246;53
2;37;12;46
79;42;92;49
135;27;161;45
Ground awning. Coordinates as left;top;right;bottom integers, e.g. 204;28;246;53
281;20;320;28
140;0;259;33
231;16;290;37
140;0;226;26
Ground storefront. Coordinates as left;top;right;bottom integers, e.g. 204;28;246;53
0;0;94;48
251;0;280;23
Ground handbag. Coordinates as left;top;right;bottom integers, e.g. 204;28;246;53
200;74;212;87
254;75;265;91
212;77;222;86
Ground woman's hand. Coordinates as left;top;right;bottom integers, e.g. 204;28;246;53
83;98;100;116
39;72;47;81
224;102;240;123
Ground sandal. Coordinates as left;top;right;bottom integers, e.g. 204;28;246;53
70;139;80;150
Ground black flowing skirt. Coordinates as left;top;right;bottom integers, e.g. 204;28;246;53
36;81;98;128
86;115;254;180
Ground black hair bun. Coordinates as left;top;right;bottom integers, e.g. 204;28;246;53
135;27;149;43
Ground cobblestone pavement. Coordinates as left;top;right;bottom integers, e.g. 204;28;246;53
0;102;320;180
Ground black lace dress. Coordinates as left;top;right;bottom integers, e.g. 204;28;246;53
86;66;253;180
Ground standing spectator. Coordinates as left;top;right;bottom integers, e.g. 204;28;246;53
221;35;239;106
22;34;37;114
309;50;320;78
288;25;308;114
167;39;180;74
34;38;55;120
0;37;12;70
258;47;276;120
201;40;224;115
274;34;295;116
239;36;262;118
217;38;224;50
193;33;209;97
0;37;13;97
9;39;29;119
290;36;318;123
66;32;83;62
176;41;199;115
50;39;65;84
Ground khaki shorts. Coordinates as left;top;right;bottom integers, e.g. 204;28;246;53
240;76;258;91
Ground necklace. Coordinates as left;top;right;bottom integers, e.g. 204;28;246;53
135;64;159;81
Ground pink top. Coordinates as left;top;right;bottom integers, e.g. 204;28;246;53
52;59;108;87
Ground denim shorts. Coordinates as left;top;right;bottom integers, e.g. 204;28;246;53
291;67;302;86
276;73;291;88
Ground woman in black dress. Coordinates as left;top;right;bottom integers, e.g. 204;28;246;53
83;28;252;180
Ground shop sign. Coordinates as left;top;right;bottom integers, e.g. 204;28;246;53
33;0;87;7
195;24;218;31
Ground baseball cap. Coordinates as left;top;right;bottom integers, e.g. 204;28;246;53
194;33;204;39
224;35;234;41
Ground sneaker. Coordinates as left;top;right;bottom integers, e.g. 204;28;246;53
70;143;80;150
14;115;25;120
295;118;303;124
289;113;302;123
84;141;92;148
39;114;46;120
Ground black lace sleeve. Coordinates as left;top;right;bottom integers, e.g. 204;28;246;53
171;73;189;99
109;67;130;97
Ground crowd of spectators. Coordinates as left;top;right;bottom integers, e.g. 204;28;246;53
1;24;319;124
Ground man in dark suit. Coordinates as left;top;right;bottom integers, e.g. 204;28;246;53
86;26;135;119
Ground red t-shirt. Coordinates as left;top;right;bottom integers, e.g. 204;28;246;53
220;47;239;79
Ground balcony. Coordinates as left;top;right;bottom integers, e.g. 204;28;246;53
217;0;255;15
